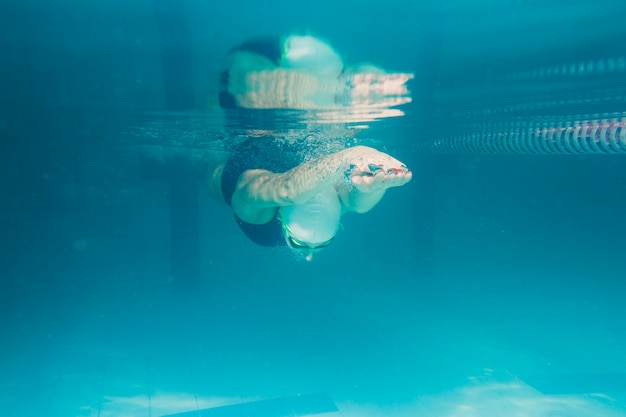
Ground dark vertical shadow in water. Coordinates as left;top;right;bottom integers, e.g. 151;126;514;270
153;0;201;291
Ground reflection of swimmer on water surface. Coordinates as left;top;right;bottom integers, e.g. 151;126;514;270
218;34;414;110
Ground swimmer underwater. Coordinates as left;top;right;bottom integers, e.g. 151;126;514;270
209;34;413;261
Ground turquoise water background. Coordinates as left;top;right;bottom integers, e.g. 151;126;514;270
1;0;625;416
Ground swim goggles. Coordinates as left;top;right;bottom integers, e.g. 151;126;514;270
279;215;335;251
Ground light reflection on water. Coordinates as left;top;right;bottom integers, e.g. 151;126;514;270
124;57;626;158
124;106;405;164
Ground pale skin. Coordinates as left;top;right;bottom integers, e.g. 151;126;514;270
209;145;412;225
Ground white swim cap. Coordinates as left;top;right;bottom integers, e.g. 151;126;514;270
279;186;342;247
281;35;344;78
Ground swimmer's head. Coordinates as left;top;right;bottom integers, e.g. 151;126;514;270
278;186;342;261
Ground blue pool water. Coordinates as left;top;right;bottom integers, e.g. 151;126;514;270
1;1;625;416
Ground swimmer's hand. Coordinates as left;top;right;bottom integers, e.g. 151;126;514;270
346;147;412;193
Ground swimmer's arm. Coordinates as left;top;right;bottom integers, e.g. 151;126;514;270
231;146;411;223
337;187;387;214
231;148;357;224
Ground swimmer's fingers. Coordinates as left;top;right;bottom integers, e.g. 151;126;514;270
346;147;411;187
351;168;412;192
350;159;410;177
